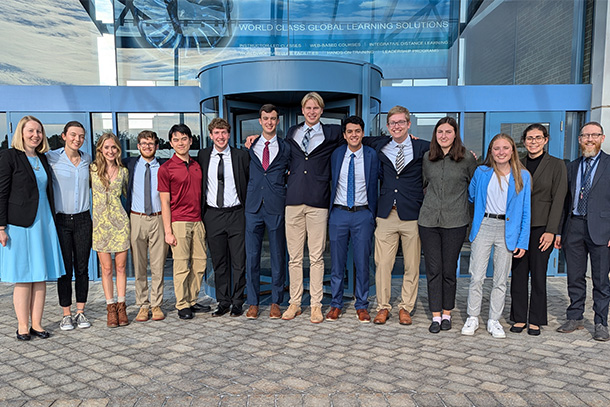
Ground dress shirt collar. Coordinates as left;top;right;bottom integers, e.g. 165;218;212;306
304;122;322;133
345;146;363;159
212;146;230;157
390;135;412;149
260;134;277;145
138;156;159;167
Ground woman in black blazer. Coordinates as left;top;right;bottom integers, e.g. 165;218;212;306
509;124;568;335
0;116;65;341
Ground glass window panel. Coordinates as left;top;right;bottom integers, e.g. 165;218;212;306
462;113;485;163
0;113;7;150
409;113;458;142
499;122;549;161
117;113;200;158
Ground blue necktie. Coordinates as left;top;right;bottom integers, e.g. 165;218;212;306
577;157;593;215
347;153;355;208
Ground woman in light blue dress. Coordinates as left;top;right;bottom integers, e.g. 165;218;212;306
0;116;65;341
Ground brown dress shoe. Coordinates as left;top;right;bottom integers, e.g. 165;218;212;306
325;307;342;321
151;306;165;321
356;309;371;323
135;306;149;322
269;303;281;319
117;302;129;326
399;309;412;325
106;303;119;328
246;305;259;319
373;309;390;324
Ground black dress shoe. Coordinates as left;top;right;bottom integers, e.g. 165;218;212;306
191;303;212;313
230;305;243;317
16;330;31;341
440;318;452;331
510;324;525;333
29;328;50;339
428;321;441;334
212;306;230;317
527;326;541;336
178;308;194;320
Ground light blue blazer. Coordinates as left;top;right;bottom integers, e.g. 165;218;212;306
468;166;531;252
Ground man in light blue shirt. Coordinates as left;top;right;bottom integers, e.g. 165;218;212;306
47;121;93;331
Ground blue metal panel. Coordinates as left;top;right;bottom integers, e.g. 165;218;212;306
380;84;592;113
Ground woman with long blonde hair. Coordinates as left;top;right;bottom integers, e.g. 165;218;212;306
461;134;531;339
91;133;130;328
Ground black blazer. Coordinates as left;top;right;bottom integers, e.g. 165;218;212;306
124;155;168;212
522;152;567;234
562;151;610;246
0;148;56;228
197;146;249;217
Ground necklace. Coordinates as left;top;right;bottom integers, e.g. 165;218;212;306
30;156;40;171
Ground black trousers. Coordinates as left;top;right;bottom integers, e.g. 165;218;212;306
419;225;467;313
564;217;610;326
510;226;552;326
204;206;247;309
56;211;92;307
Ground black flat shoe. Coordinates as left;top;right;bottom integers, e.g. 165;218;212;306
230;305;243;317
440;319;452;331
191;303;211;313
16;330;31;341
29;328;50;339
510;324;525;333
527;326;541;336
428;321;441;334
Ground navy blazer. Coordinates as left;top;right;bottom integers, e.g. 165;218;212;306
285;122;343;208
562;151;610;246
365;136;430;221
330;144;379;216
124;155;167;213
197;146;250;217
245;136;291;215
0;148;56;227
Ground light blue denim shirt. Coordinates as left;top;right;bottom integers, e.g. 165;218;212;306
46;148;91;214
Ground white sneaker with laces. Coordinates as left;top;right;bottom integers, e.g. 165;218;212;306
75;312;91;328
461;316;479;335
60;315;75;331
487;319;506;338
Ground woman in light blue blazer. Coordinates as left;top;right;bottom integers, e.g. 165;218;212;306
461;133;531;339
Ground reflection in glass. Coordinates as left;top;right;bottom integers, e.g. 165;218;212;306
0;113;7;150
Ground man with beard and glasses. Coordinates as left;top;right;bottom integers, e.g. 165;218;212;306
556;122;610;341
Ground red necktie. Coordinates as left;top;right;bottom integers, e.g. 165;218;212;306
262;141;270;170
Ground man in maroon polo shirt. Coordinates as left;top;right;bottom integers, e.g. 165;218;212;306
158;124;208;320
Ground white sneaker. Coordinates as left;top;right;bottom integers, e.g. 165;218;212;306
487;319;506;338
461;316;479;335
74;312;91;329
60;315;75;331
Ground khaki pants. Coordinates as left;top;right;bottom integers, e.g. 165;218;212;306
171;221;207;310
374;209;421;312
131;213;168;308
285;205;328;307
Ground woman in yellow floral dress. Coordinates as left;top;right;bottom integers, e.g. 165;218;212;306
91;133;130;328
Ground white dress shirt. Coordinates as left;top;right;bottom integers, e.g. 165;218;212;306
206;146;241;208
333;146;368;206
252;134;279;166
381;136;414;172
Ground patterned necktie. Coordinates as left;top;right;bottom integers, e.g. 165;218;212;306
262;141;270;170
395;144;405;173
302;127;312;154
144;163;152;215
217;153;224;208
347;153;355;208
577;157;593;215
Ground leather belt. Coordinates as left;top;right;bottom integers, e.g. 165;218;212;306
334;204;369;212
484;213;506;220
131;211;162;216
570;214;586;220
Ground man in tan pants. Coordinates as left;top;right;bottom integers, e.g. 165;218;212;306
125;131;168;322
365;106;430;325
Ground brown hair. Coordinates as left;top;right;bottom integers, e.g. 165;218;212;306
483;133;526;194
11;116;49;154
208;117;230;133
428;117;465;162
137;130;159;144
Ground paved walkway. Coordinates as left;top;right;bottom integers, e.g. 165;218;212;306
1;277;609;406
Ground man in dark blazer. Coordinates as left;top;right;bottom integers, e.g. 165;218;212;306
326;116;379;323
281;92;343;324
556;121;610;341
197;118;249;317
245;104;291;319
364;105;430;325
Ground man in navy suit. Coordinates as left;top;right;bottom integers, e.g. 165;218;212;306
198;118;250;317
556;121;610;341
326;116;379;323
245;104;291;319
280;92;343;323
365;106;430;325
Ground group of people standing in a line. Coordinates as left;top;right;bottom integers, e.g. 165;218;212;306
0;92;609;343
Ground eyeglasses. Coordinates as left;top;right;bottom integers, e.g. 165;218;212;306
138;142;156;148
579;133;603;140
388;120;408;127
524;136;546;143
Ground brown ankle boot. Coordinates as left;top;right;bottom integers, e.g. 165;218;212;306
107;303;118;328
117;302;129;326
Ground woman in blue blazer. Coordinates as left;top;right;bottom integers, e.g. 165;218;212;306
461;134;531;339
